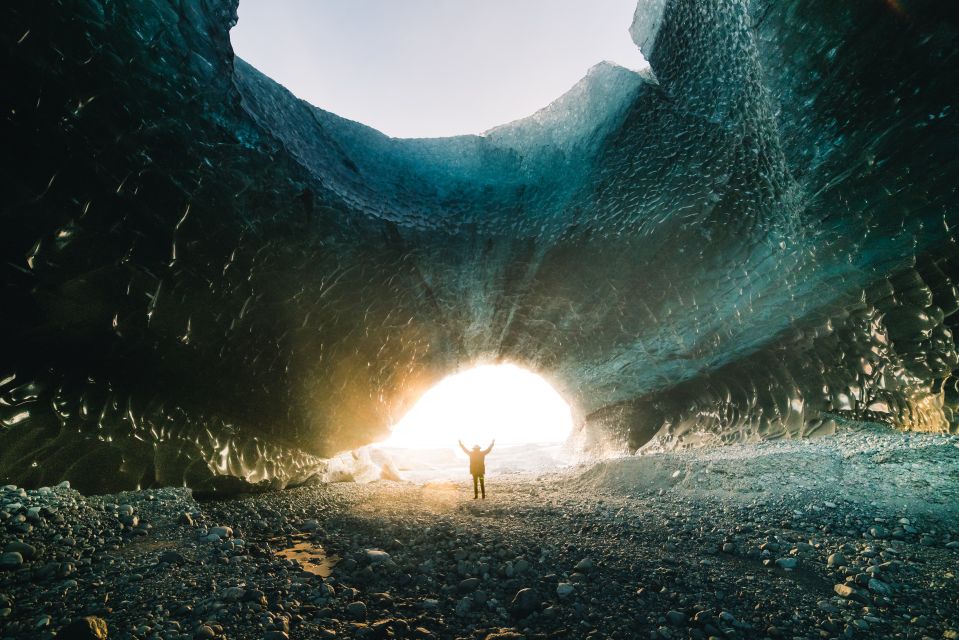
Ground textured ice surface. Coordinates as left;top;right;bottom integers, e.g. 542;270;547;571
1;0;958;492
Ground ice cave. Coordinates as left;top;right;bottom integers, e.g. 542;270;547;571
1;1;958;638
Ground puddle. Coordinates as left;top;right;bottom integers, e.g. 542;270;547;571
274;536;340;577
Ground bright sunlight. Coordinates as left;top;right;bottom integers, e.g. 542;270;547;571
382;364;573;450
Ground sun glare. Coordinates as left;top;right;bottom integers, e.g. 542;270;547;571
382;364;573;450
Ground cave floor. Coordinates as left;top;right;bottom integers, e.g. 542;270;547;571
1;427;958;640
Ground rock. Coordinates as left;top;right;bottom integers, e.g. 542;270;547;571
209;526;232;538
556;582;575;598
179;512;194;526
666;610;688;625
158;550;186;564
365;549;391;564
59;616;109;640
301;519;320;531
867;578;891;596
484;630;525;640
458;577;480;592
573;558;594;572
194;625;216;639
945;541;959;550
347;601;367;620
264;632;288;640
834;583;868;602
421;599;439;611
827;552;846;567
722;542;735;553
455;597;472;616
220;586;246;602
868;525;889;539
0;552;23;570
4;541;35;559
510;588;539;618
775;557;798;570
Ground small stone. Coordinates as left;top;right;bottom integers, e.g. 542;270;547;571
834;583;868;602
775;557;798;570
179;512;194;526
868;578;891;596
194;625;216;639
4;541;35;559
0;552;23;570
510;588;539;618
573;558;594;572
365;549;391;564
158;550;186;564
827;552;846;567
455;597;471;616
722;542;735;553
556;582;574;598
868;525;889;539
347;601;367;620
220;586;246;602
59;616;109;640
458;577;480;592
666;610;688;625
209;526;232;538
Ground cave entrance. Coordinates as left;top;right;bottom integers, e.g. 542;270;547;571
376;364;574;480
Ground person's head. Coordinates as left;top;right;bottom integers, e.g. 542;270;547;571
472;445;480;451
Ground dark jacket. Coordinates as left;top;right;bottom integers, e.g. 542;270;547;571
461;442;493;476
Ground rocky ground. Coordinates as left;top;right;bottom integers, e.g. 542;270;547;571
2;425;958;640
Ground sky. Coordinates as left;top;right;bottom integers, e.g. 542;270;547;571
230;0;648;139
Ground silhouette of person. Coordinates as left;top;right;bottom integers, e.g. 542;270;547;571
459;439;494;499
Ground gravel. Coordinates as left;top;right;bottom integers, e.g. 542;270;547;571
1;426;957;639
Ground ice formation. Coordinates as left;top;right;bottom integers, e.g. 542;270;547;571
1;0;957;492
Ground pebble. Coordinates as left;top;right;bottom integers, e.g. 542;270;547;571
365;549;391;564
347;601;368;620
573;558;594;572
59;616;109;640
3;541;34;559
0;552;23;570
510;588;539;617
666;610;688;625
826;552;846;567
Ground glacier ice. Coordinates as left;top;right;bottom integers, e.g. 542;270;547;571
0;0;957;492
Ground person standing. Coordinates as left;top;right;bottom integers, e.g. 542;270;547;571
458;439;494;499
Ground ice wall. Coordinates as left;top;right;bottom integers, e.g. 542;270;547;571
1;0;957;492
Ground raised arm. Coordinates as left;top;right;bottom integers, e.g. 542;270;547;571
458;440;470;454
483;439;495;454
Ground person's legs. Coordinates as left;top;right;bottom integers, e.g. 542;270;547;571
472;474;479;499
480;476;485;499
